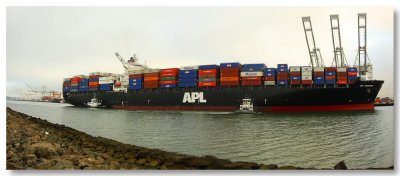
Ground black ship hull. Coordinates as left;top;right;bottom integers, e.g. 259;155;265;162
63;80;383;112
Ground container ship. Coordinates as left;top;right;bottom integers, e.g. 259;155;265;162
62;14;384;112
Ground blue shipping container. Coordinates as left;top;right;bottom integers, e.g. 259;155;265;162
277;64;288;69
79;85;88;89
241;67;263;72
70;86;79;89
348;76;358;81
314;76;324;80
178;82;198;87
79;79;89;83
179;78;197;83
347;67;357;72
88;88;98;91
242;64;265;68
264;72;275;77
128;85;142;90
179;70;197;74
129;78;143;82
179;73;197;79
70;89;78;92
277;68;288;72
313;79;325;84
79;88;89;92
290;76;301;80
129;82;141;86
325;71;336;76
63;87;70;92
100;86;111;91
325;80;336;84
220;62;241;68
277;80;288;86
265;68;276;72
199;65;218;70
89;78;99;82
160;84;176;88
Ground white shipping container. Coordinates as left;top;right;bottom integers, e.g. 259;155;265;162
129;70;144;74
127;67;145;71
264;81;276;85
313;67;325;72
302;76;313;80
99;77;112;81
301;66;312;72
301;71;312;76
240;72;263;77
63;78;70;81
337;67;347;72
99;80;114;84
89;72;102;76
180;65;199;70
289;66;301;72
144;68;160;73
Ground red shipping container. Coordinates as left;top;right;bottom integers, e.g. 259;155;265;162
159;80;177;84
129;74;143;78
71;77;82;82
241;76;261;81
71;80;79;84
290;80;301;85
220;68;240;73
220;72;239;77
198;82;217;87
347;72;358;76
198;73;217;78
63;83;71;87
290;71;301;76
301;80;313;85
337;80;348;85
313;72;324;76
160;68;179;74
144;72;159;77
277;76;288;81
220;81;240;86
325;76;336;80
89;75;100;79
160;72;178;77
264;76;276;81
325;67;337;72
337;76;347;80
144;81;159;88
241;80;262;86
199;69;217;75
277;72;288;77
337;72;347;76
89;85;99;88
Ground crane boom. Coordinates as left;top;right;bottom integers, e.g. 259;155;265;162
115;52;128;69
330;15;347;67
358;13;367;75
302;17;324;67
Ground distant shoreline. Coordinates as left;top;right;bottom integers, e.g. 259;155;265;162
6;107;393;170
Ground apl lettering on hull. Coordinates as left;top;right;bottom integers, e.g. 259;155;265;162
183;92;207;103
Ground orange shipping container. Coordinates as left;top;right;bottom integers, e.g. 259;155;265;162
160;72;178;77
241;77;261;81
325;76;336;80
160;68;179;74
198;82;217;87
220;77;239;81
337;72;347;76
337;80;348;85
337;76;347;80
220;68;240;73
89;82;99;86
144;72;159;77
220;72;239;77
144;77;160;81
199;69;217;75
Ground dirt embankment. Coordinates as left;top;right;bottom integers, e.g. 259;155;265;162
6;107;393;170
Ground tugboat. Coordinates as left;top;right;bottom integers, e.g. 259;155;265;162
235;98;258;114
86;94;103;108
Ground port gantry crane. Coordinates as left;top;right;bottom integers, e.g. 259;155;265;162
330;14;348;67
356;13;372;79
302;17;325;67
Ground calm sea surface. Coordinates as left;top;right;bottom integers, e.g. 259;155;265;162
6;100;394;169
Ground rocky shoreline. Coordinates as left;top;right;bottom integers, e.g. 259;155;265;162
6;107;393;170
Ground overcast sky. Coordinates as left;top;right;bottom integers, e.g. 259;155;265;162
6;6;393;98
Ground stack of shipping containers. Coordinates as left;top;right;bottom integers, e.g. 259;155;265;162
88;72;101;91
159;68;179;88
99;75;114;91
347;67;358;84
240;64;264;86
313;67;325;85
178;66;198;88
63;78;71;93
129;73;143;90
264;68;276;86
79;77;89;92
301;66;313;85
336;67;348;85
324;67;337;85
289;66;301;86
198;65;218;87
277;64;289;86
144;69;160;89
219;62;241;86
70;76;80;93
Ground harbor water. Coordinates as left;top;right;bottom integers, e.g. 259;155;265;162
6;100;394;169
